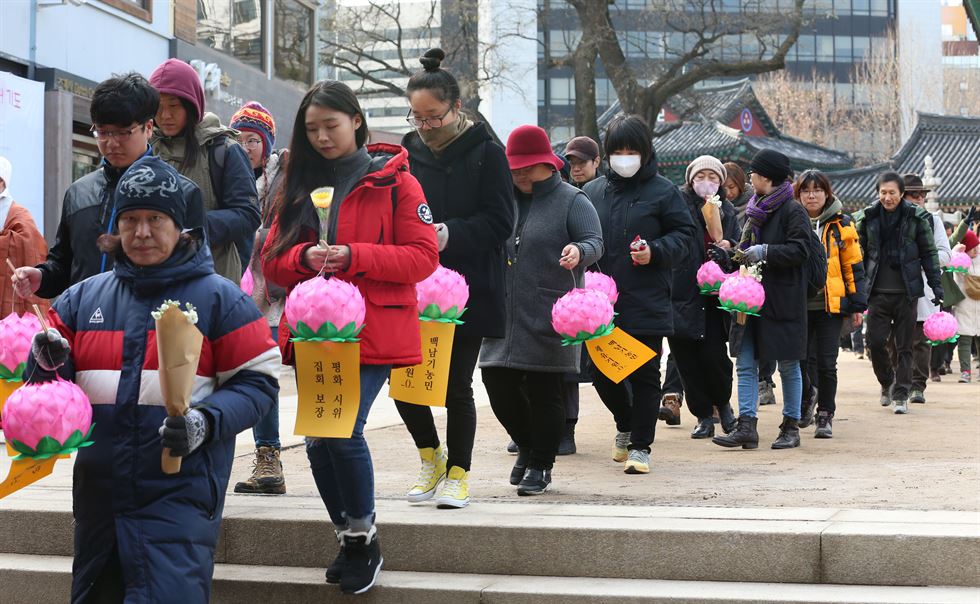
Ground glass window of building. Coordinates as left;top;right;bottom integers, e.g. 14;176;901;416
275;0;315;85
870;0;888;16
550;30;581;58
816;35;834;61
197;0;263;69
835;35;852;60
796;35;816;61
538;79;546;107
549;77;575;105
852;36;870;60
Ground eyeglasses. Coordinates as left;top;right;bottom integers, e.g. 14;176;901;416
801;189;826;197
405;107;454;129
239;138;263;149
91;123;145;142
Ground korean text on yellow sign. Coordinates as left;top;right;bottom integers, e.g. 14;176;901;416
294;341;361;438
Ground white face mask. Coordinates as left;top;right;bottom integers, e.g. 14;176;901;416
609;155;642;179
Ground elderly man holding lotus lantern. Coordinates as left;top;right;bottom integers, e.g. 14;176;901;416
25;156;280;603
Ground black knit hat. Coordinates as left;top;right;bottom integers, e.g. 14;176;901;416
750;149;792;184
114;156;185;229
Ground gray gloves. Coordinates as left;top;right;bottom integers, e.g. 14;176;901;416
159;408;211;457
742;244;768;264
435;223;449;252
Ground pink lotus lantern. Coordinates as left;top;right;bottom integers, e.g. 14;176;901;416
0;312;42;382
2;378;93;460
584;271;619;304
417;265;469;323
285;277;366;342
696;261;731;296
240;267;255;296
551;288;615;346
946;252;971;274
718;275;766;318
923;311;959;346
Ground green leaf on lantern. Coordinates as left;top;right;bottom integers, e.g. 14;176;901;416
421;303;443;321
335;322;359;340
9;439;36;458
290;321;319;341
0;362;25;381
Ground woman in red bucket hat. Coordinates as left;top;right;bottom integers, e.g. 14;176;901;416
480;125;603;496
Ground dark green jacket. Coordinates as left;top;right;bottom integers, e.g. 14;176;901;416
857;200;943;301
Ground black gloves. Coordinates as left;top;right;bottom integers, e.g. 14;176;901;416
707;244;735;272
159;409;211;457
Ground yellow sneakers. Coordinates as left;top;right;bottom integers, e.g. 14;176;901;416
624;449;650;474
612;431;630;462
406;445;447;502
436;466;470;509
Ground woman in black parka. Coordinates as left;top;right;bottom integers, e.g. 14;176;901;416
709;149;811;451
394;49;517;509
667;155;740;440
582;114;696;475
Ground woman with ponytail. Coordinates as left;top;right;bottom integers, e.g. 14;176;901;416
394;49;516;508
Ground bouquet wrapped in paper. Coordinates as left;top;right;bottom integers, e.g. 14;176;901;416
701;194;723;242
152;301;204;474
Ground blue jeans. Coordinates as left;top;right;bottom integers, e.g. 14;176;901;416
736;325;802;420
306;363;391;531
253;325;281;449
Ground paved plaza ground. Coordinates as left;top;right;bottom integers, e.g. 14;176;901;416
254;352;980;512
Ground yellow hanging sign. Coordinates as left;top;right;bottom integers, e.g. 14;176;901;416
0;456;59;500
389;321;456;407
294;341;361;438
586;327;657;384
1;380;21;457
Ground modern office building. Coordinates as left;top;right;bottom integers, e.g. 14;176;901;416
942;0;980;117
538;0;904;140
0;0;316;238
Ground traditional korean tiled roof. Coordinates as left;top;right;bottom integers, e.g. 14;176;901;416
828;113;980;207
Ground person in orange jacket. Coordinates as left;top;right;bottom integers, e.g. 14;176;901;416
794;170;868;438
262;80;438;595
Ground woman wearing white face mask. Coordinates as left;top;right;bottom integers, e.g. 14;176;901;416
667;156;741;440
582;115;697;475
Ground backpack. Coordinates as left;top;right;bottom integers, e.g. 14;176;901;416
207;137;230;203
804;226;828;298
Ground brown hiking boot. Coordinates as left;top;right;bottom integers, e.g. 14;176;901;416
234;446;286;494
658;392;682;426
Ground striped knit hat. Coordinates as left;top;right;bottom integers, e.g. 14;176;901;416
231;101;276;159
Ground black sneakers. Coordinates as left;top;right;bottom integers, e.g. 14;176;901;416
339;527;383;594
517;468;552;496
510;447;530;485
325;530;346;584
557;422;577;455
814;411;833;439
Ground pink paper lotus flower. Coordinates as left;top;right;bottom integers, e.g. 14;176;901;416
696;261;731;296
923;311;959;345
0;312;42;381
416;265;469;323
946;252;971;274
584;271;619;304
551;288;615;345
2;377;94;460
718;275;766;316
241;267;255;296
285;277;366;342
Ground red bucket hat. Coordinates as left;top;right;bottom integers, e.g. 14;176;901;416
506;125;563;171
963;229;979;253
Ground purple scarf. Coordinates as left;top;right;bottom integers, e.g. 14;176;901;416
737;180;794;252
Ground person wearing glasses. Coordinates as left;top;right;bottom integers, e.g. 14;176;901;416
393;49;516;508
149;59;260;282
10;73;205;301
793;170;867;438
228;102;291;496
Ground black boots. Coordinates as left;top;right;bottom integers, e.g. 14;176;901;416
711;416;759;449
771;416;801;449
325;529;347;584
557;422;577;455
339;526;383;594
691;417;714;439
717;404;737;434
798;387;817;428
510;447;530;485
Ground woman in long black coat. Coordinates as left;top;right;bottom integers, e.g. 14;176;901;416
709;149;811;451
667;155;740;440
395;50;516;508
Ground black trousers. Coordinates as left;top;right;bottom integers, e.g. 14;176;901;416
483;367;565;470
563;382;579;423
886;321;931;393
669;307;732;420
395;333;482;471
802;310;844;415
662;354;684;395
592;336;663;453
867;293;917;400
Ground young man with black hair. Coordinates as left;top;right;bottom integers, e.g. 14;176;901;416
11;72;204;300
857;171;943;415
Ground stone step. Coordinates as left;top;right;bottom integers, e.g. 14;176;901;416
2;553;978;604
1;496;978;588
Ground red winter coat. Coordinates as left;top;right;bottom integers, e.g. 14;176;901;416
262;143;439;366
